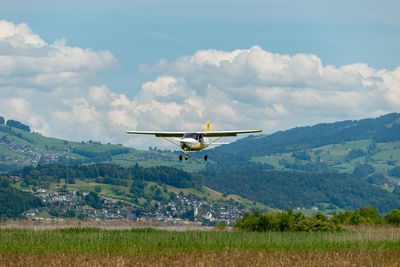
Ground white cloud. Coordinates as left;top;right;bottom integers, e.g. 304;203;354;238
1;20;400;149
133;46;400;142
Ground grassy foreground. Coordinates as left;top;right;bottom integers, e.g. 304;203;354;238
2;250;400;266
1;227;400;266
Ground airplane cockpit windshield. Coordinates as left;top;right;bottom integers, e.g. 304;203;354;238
183;133;204;141
183;133;197;139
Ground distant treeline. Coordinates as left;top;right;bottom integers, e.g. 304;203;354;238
203;170;400;214
0;116;30;132
8;162;400;214
235;206;400;232
71;148;130;162
11;163;203;190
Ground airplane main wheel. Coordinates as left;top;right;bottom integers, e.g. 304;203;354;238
179;155;183;161
185;154;188;160
204;155;208;161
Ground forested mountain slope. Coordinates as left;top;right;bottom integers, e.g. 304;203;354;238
215;113;400;157
204;170;400;214
0;178;42;219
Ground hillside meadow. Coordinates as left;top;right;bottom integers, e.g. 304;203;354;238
1;226;400;266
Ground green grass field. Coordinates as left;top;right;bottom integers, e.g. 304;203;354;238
1;227;400;255
1;227;400;265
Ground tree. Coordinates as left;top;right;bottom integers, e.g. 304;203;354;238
48;208;60;217
84;192;103;209
389;166;400;178
6;120;30;132
346;149;366;161
0;178;9;188
292;151;311;160
94;186;101;193
62;210;76;218
358;206;383;224
353;163;375;178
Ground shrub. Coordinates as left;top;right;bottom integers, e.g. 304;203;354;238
214;222;227;231
384;209;400;225
234;210;340;232
294;216;341;232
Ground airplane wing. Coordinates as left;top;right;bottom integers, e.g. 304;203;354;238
199;130;262;137
125;131;185;137
126;129;262;137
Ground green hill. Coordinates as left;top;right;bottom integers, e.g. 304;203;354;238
207;113;400;185
3;114;400;215
215;112;400;157
0;122;205;173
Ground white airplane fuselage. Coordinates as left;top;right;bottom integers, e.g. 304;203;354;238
179;137;209;151
125;121;262;160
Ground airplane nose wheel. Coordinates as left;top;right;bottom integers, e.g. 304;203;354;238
204;155;208;161
185;153;188;160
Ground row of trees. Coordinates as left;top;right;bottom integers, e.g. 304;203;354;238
12;163;203;190
235;209;340;232
235;206;400;232
71;148;130;162
0;117;30;132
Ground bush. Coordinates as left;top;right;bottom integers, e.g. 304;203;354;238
294;216;341;232
384;209;400;225
214;222;227;231
234;210;340;232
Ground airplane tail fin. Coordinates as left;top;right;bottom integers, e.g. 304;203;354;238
205;121;210;132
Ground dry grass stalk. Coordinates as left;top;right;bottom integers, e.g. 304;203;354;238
1;250;400;267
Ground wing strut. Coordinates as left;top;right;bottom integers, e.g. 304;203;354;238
161;137;181;148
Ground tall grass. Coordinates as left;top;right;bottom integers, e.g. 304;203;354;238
1;227;400;256
1;250;400;266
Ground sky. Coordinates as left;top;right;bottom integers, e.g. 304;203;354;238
1;0;400;149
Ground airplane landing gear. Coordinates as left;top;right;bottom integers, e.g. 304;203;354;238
179;152;189;161
204;155;208;161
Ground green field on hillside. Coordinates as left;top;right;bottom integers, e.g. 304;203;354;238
251;139;400;184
